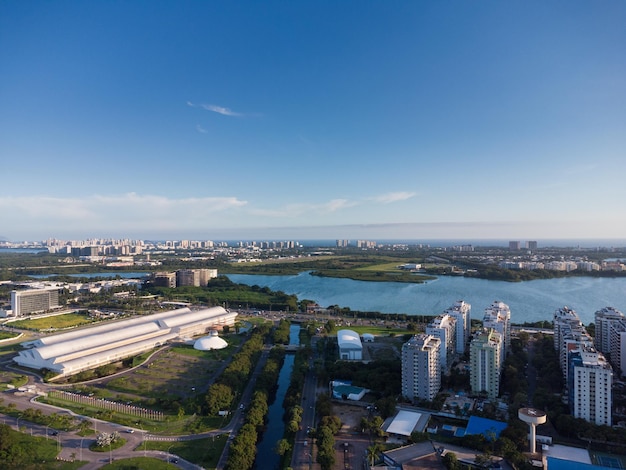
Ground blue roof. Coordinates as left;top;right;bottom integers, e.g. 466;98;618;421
464;416;508;440
547;457;615;470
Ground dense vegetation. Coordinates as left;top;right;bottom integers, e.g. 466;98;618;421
145;276;299;311
225;345;287;470
0;423;66;468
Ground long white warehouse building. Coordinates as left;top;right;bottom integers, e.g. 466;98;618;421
14;307;237;379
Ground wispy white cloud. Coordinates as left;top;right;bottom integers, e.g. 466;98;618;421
196;124;208;134
187;101;244;117
250;198;358;218
0;193;248;236
370;192;416;204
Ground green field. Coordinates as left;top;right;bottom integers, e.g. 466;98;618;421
141;435;228;469
9;312;95;330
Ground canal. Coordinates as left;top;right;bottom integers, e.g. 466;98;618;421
254;323;300;469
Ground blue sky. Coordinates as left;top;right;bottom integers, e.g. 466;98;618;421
1;1;625;241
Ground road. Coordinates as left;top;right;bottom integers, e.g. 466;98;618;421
0;344;273;469
291;336;323;470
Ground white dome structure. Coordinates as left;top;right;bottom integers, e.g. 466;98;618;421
194;330;228;351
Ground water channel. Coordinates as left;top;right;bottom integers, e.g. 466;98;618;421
227;272;626;326
254;323;300;469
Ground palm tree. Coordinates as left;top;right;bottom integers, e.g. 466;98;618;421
366;443;382;467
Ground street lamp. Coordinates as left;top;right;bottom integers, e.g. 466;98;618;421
138;422;146;457
16;414;22;432
79;436;84;461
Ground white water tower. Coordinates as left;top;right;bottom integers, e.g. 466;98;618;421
518;407;547;454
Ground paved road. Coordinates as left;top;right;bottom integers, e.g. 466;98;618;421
291;336;323;470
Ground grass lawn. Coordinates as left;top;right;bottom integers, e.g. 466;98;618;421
355;261;407;272
0;330;21;340
142;434;228;469
10;312;95;330
333;325;409;336
0;423;84;469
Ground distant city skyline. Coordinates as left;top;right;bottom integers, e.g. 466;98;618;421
1;2;625;241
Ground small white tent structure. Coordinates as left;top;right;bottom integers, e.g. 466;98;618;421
194;330;228;351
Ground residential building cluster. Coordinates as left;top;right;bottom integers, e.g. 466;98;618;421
151;269;218;288
402;300;512;402
498;258;624;272
509;240;538;250
554;306;613;426
402;301;471;401
335;239;378;248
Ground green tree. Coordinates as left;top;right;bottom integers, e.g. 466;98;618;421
442;452;459;470
205;383;234;415
275;438;291;456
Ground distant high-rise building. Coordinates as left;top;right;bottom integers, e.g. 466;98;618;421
153;272;176;288
470;328;502;399
336;240;350;248
509;241;521;250
402;334;441;401
527;241;538;250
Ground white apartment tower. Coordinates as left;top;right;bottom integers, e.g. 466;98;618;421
483;301;510;364
470;329;502;399
402;334;441;401
555;306;613;426
444;300;471;353
569;345;613;426
595;307;625;354
426;314;456;370
609;320;626;378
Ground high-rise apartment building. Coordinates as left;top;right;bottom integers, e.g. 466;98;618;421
554;306;613;426
509;241;521;250
470;329;502;399
483;301;510;364
11;288;60;317
595;307;625;354
402;334;441;401
426;314;456;370
444;300;471;353
568;346;613;426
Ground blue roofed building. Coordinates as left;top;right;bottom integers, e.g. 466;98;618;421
464;416;508;440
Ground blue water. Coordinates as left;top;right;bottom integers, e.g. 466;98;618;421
227;272;626;326
0;248;48;253
254;324;300;469
29;272;150;279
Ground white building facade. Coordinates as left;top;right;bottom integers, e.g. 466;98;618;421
402;334;441;401
470;328;502;399
426;314;456;370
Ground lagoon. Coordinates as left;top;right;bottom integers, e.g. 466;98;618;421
227;272;626;326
